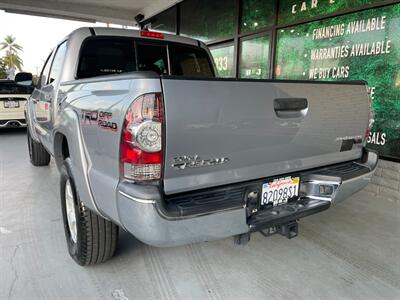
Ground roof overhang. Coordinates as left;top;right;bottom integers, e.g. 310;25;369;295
0;0;179;26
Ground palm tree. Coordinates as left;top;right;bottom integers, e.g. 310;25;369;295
1;35;23;53
0;58;7;79
0;35;23;71
3;53;23;71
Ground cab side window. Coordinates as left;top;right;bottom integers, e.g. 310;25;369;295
48;42;67;84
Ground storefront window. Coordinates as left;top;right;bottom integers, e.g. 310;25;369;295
275;3;400;159
240;0;276;33
210;43;235;78
239;35;270;79
278;0;393;26
180;0;235;42
144;6;177;34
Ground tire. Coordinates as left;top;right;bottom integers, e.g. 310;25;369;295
60;158;119;266
27;128;51;166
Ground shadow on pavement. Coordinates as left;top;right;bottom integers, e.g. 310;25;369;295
115;229;145;258
0;127;27;135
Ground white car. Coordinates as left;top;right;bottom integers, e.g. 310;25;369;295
0;78;33;128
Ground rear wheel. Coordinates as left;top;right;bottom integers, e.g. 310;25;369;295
60;158;119;266
27;128;50;166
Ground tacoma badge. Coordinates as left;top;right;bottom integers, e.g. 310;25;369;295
171;155;230;170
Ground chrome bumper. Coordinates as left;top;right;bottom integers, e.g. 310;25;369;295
300;150;378;205
117;150;378;247
0;119;27;128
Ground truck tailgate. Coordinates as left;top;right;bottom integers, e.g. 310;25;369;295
161;78;370;195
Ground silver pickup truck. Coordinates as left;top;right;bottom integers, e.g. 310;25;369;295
25;27;378;266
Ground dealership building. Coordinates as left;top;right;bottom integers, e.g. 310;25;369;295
142;0;400;199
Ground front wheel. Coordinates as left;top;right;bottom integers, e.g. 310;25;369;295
60;158;119;266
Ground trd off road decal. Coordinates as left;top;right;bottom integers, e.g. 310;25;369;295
81;110;118;131
82;110;98;124
97;111;118;131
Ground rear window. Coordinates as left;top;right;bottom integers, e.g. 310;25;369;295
76;37;214;79
169;44;214;77
77;38;136;79
136;42;169;75
0;81;33;94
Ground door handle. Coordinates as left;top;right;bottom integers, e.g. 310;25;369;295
274;98;308;118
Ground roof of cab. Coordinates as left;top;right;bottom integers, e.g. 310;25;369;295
67;27;201;47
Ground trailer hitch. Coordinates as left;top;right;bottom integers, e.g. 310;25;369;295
234;221;299;246
259;221;299;239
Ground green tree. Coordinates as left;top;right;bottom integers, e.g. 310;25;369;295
0;58;7;79
0;35;23;71
2;53;23;71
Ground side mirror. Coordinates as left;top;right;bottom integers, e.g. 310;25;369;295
15;72;33;86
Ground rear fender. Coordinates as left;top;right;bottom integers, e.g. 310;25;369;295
55;108;106;218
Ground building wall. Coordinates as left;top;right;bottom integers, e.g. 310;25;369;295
366;160;400;201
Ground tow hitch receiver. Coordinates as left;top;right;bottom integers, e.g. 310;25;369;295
234;221;299;246
260;221;299;239
278;221;298;239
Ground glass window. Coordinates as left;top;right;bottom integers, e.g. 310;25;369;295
145;6;177;34
76;37;215;79
239;35;270;79
180;0;235;42
77;38;136;79
137;42;168;75
240;0;276;34
278;0;387;26
48;42;67;84
0;82;33;94
210;43;235;78
274;3;400;159
169;44;214;77
40;51;53;86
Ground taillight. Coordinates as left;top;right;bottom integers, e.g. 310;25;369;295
120;93;164;181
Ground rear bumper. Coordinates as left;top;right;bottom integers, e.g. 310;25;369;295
0;119;27;128
117;149;378;247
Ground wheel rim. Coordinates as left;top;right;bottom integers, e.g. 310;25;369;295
65;180;78;244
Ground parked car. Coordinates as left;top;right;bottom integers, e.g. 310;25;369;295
25;27;378;266
0;73;33;128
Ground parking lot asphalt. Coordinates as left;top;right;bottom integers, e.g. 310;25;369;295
1;128;400;300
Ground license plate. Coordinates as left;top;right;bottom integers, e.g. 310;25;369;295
261;176;300;207
4;100;19;108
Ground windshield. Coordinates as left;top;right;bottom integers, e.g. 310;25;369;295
77;37;215;79
0;81;34;94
